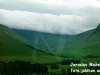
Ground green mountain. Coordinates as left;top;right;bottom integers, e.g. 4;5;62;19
12;29;72;54
61;24;100;58
0;24;64;63
0;24;35;56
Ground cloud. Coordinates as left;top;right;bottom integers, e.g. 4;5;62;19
0;0;100;34
0;9;82;34
0;0;100;15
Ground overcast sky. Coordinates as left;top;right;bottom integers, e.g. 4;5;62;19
0;0;100;34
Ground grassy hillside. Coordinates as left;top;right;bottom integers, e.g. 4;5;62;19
0;24;65;63
61;24;100;58
0;24;34;56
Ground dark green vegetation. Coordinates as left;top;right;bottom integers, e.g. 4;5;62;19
0;60;100;75
0;61;48;75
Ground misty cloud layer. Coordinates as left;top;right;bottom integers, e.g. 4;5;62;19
0;0;100;34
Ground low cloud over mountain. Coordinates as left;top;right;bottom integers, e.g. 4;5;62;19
0;0;100;34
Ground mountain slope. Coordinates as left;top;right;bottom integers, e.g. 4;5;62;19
0;24;65;63
12;29;72;53
61;24;100;57
0;24;54;57
0;24;34;56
